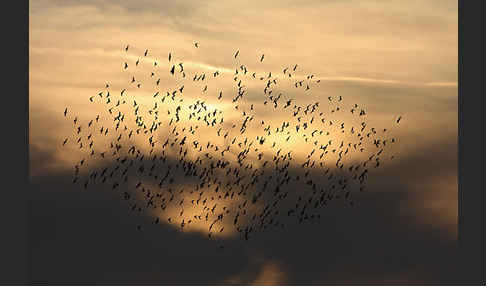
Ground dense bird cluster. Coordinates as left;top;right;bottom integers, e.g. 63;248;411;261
62;43;403;245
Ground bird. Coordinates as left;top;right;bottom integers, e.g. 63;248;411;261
62;43;403;245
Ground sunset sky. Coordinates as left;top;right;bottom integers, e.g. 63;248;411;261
29;0;458;285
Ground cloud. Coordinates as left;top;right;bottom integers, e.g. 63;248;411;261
249;260;287;286
29;0;457;284
28;125;457;285
30;0;457;84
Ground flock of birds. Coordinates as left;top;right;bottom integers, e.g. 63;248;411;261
61;42;403;247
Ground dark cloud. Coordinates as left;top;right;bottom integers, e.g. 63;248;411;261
29;128;457;285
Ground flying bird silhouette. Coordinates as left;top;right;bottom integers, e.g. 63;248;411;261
61;42;403;245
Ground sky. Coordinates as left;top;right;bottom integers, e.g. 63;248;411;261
29;0;458;285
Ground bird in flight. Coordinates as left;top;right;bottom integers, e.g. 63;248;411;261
62;41;403;246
